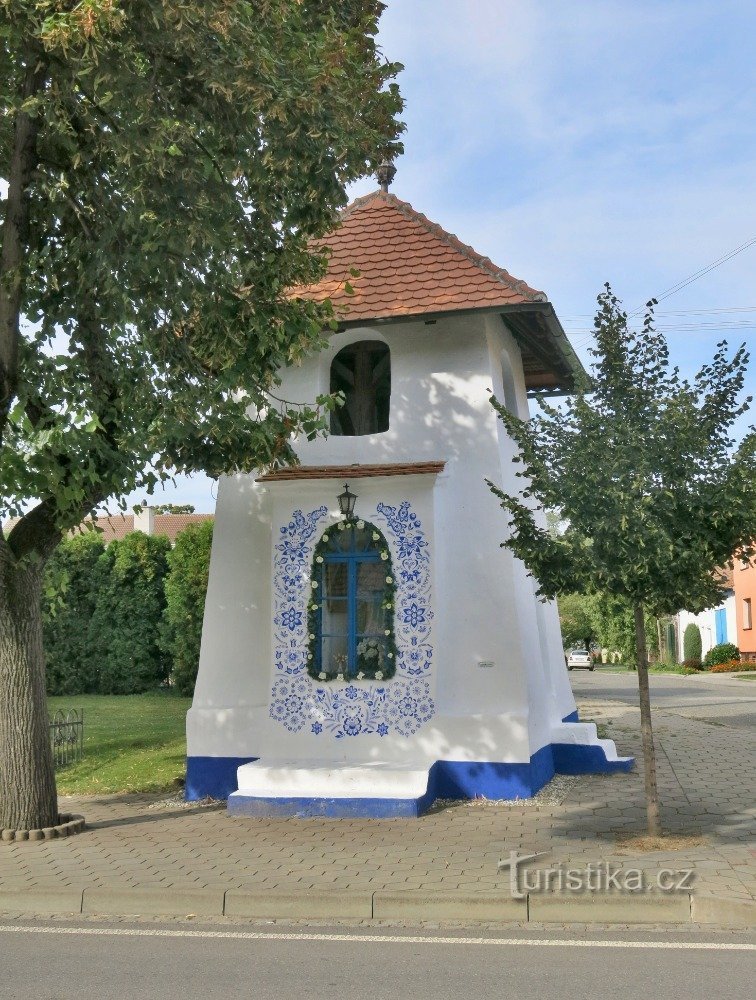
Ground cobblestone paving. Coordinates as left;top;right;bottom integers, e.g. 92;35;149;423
0;700;753;901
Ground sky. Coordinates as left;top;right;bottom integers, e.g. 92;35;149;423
146;0;756;513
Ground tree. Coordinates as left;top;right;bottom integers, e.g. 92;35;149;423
89;532;170;694
683;622;702;664
489;286;756;836
42;531;105;694
557;592;597;651
160;520;213;696
0;3;402;830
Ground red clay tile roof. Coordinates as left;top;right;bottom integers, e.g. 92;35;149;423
292;190;546;322
717;564;735;590
75;513;213;545
258;462;445;482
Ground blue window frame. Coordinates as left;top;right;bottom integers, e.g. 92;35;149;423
308;521;396;681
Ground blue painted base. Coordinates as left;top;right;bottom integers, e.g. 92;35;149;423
562;709;580;723
552;743;634;775
221;742;634;819
185;755;257;801
228;794;427;819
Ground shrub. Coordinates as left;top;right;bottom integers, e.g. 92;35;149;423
710;659;752;673
703;642;740;667
43;533;107;694
681;658;702;671
89;532;171;693
683;623;702;662
160;520;213;696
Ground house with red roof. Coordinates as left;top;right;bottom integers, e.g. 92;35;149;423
187;166;631;815
2;506;212;547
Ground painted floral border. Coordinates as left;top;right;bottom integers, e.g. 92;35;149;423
269;500;435;738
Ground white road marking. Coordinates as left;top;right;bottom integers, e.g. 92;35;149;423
0;925;752;951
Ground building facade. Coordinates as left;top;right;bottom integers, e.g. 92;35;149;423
187;187;632;816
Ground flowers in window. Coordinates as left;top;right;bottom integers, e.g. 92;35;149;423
356;637;382;662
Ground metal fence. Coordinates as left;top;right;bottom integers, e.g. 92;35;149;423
49;709;84;769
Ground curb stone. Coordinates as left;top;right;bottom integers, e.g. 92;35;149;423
82;888;223;918
0;888;84;915
529;892;692;925
224;890;371;920
0;814;85;843
372;890;527;923
0;888;752;927
691;895;756;929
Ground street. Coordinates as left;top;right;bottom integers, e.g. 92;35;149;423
0;921;754;1000
570;667;756;730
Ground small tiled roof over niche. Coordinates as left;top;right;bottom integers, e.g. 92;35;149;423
292;190;583;393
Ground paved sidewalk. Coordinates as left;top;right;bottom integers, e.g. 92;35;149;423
0;696;753;922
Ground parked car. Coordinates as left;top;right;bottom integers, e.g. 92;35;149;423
567;648;594;671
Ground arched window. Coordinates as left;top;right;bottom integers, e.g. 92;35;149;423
330;341;390;435
308;520;396;681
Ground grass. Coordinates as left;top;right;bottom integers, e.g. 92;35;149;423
47;692;191;796
736;673;756;681
595;663;719;675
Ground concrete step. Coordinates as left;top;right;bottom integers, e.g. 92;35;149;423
228;758;433;818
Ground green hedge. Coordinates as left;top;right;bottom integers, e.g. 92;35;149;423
160;520;213;696
703;642;740;667
88;532;171;694
44;524;212;697
43;533;107;695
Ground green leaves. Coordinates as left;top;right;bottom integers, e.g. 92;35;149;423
491;286;756;616
0;1;404;554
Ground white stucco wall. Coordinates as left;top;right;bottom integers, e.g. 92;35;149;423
189;311;591;781
677;592;736;660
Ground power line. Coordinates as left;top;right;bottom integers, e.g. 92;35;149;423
562;305;756;321
628;236;756;317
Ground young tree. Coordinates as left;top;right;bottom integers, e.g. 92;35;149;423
557;592;597;651
683;622;703;664
489;286;756;836
0;2;402;830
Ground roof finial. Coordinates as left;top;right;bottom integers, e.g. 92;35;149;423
376;159;396;193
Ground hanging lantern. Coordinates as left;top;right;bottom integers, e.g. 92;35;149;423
337;483;357;520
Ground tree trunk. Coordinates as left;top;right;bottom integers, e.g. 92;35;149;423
0;547;58;830
634;602;662;837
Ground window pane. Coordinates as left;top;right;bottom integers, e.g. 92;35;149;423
320;635;348;678
324;562;347;598
350;526;375;552
322;600;348;637
356;595;384;635
356;560;384;596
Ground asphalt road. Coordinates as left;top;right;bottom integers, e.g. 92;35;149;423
569;668;756;730
0;921;754;1000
